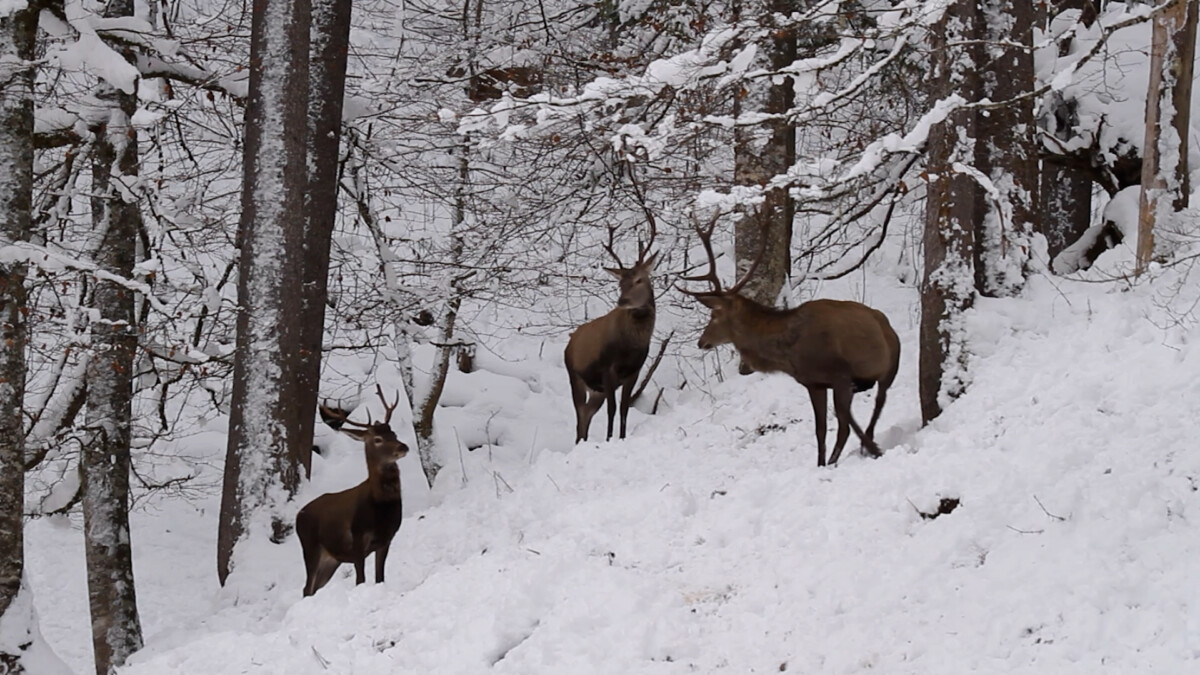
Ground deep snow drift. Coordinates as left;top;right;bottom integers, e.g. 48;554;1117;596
26;258;1200;673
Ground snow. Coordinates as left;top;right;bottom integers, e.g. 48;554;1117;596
23;258;1200;673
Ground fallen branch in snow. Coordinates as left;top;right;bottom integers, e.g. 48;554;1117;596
1034;495;1068;522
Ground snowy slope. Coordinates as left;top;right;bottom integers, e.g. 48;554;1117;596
27;261;1200;674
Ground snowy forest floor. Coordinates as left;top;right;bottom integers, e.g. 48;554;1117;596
25;261;1200;674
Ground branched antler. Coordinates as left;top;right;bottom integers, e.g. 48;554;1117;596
678;206;768;296
679;210;724;295
320;383;401;428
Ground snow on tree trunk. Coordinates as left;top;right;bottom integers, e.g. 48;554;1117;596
920;0;980;424
1041;94;1094;266
217;0;312;585
1136;0;1198;274
732;0;796;315
81;1;145;669
0;8;70;673
295;0;353;478
1040;1;1099;267
974;0;1038;297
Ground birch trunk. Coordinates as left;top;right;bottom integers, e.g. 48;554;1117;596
0;7;69;673
82;1;144;669
1136;0;1198;274
218;0;312;585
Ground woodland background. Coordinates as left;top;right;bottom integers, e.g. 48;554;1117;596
2;1;1200;673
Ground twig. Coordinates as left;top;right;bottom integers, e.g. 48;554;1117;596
632;330;674;403
1033;495;1067;521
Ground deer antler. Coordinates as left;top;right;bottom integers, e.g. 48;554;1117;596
319;384;402;429
319;401;372;430
725;205;769;296
601;224;626;270
626;167;658;265
376;383;400;425
678;209;724;295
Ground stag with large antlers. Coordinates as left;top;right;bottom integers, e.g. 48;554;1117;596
564;217;658;443
296;385;408;596
681;211;901;467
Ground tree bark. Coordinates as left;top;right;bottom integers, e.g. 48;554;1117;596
974;0;1038;296
1136;0;1198;274
218;0;312;585
0;8;68;673
296;0;354;478
920;0;979;424
81;2;144;671
1041;1;1100;265
733;0;796;313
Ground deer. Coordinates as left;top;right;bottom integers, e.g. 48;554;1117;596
564;219;658;444
296;385;407;596
680;212;901;467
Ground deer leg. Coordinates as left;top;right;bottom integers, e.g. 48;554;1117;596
569;373;590;442
617;377;636;439
807;386;829;467
831;383;878;464
308;551;341;596
374;542;390;584
298;511;325;597
580;389;605;442
862;384;887;457
829;384;856;465
352;539;368;585
603;373;618;441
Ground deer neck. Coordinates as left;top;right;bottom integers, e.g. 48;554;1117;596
623;299;655;325
367;462;402;502
729;299;792;371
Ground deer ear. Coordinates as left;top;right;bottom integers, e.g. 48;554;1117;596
697;294;725;309
604;267;624;279
641;252;659;270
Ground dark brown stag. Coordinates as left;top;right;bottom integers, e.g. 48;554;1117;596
297;385;407;596
681;213;900;467
564;222;658;443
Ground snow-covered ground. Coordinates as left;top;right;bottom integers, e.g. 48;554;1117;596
25;253;1200;673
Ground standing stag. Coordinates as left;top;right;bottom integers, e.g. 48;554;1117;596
681;213;900;467
297;385;407;596
564;222;658;443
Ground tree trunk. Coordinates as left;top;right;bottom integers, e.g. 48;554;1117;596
1136;0;1198;274
732;0;796;312
0;8;68;673
974;0;1038;296
81;2;144;671
1041;1;1100;266
296;0;354;478
920;0;979;424
1041;98;1094;265
218;0;312;585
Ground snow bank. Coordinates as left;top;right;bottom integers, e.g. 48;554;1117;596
63;267;1199;674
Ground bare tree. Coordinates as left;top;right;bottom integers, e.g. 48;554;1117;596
296;0;354;477
732;0;797;313
1136;0;1198;274
1040;1;1100;265
975;0;1039;296
80;1;144;671
0;7;69;673
218;0;312;585
920;0;979;423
